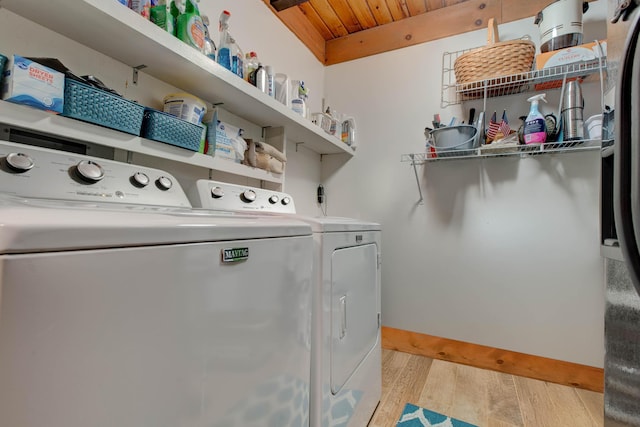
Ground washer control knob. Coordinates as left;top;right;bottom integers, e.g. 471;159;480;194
211;186;224;198
75;160;105;183
156;176;173;191
5;152;34;172
282;196;291;206
241;189;257;203
268;195;279;204
131;172;150;187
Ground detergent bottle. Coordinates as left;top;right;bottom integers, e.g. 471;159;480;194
176;0;205;52
245;52;259;82
217;10;232;71
523;93;548;144
341;117;357;149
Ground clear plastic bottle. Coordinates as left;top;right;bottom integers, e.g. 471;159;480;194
245;52;259;82
201;15;216;61
217;10;232;71
231;37;244;79
265;65;274;98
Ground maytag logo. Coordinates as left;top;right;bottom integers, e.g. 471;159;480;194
222;247;249;263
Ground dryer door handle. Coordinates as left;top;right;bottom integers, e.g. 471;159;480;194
339;295;347;339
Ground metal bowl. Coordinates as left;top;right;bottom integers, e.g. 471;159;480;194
427;125;478;157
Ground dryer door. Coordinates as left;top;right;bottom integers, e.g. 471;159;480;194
330;243;379;394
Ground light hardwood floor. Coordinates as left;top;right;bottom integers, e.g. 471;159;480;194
369;349;604;427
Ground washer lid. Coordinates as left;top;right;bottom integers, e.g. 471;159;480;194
296;216;381;233
0;198;312;254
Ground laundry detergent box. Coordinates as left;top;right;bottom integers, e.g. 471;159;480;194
534;40;607;90
2;55;64;113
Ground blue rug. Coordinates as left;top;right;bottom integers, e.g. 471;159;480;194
396;403;478;427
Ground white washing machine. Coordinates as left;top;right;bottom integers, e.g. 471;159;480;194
188;180;382;427
0;141;313;427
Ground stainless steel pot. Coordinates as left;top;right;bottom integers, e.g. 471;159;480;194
535;0;589;53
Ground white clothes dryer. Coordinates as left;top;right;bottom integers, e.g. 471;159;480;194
0;142;313;427
188;180;382;427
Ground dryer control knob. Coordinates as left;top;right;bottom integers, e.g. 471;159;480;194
269;195;279;204
131;172;150;187
241;189;257;203
5;152;34;172
156;176;173;191
211;186;224;198
281;196;291;206
75;160;105;183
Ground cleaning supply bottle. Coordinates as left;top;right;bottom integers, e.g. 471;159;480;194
176;0;205;52
201;15;216;61
231;37;244;78
523;93;547;144
217;10;232;71
245;52;259;82
341;116;356;148
265;65;274;97
249;63;267;93
150;0;177;35
291;80;306;116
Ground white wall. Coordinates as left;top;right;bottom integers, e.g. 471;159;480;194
0;0;325;212
323;1;608;367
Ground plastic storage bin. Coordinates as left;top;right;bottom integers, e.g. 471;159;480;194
141;108;203;151
62;79;144;135
0;54;7;87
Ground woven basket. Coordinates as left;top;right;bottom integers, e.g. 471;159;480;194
454;18;535;93
62;79;144;135
141;109;203;152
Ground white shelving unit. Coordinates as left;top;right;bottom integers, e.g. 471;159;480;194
401;139;604;205
402;44;609;204
0;101;283;184
440;47;607;107
0;0;353;184
402;139;604;164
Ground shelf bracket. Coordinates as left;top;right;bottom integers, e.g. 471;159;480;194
261;126;271;139
295;142;304;152
410;154;424;205
132;64;147;85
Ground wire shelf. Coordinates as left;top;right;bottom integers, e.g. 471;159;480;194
401;139;607;164
441;48;607;107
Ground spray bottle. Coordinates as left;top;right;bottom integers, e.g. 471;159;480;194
523;93;547;144
217;10;232;71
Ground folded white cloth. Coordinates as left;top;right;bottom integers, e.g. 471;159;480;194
255;141;286;163
243;139;285;174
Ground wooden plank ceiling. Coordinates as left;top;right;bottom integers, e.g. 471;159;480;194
263;0;589;65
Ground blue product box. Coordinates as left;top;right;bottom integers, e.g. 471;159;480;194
2;55;64;114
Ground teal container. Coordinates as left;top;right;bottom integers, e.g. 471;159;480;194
141;108;203;151
0;54;7;88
